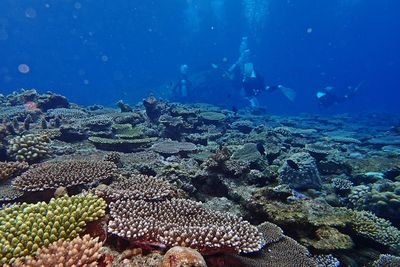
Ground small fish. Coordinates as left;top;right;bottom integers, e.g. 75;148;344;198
256;143;265;156
232;105;238;116
286;159;299;170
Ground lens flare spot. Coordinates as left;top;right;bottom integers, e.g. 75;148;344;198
18;64;30;74
25;7;37;19
74;2;82;10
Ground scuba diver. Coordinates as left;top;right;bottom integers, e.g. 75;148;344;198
225;37;296;107
172;64;191;101
316;82;363;108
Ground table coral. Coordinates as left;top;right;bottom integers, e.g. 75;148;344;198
108;198;264;254
94;174;178;201
151;140;197;156
12;160;117;192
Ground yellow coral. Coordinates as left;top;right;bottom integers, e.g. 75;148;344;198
0;194;106;265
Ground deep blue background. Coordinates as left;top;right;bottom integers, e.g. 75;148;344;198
0;0;399;114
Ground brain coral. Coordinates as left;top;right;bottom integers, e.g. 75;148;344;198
108;198;264;254
0;194;106;265
14;234;103;267
12;160;116;191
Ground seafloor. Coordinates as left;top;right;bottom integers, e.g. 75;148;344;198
1;89;400;267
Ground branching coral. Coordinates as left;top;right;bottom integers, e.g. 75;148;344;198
14;235;103;267
225;222;317;267
0;194;106;265
12;160;116;191
373;254;400;267
351;211;400;251
7;134;51;162
0;161;28;181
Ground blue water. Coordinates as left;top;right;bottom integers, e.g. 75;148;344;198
0;0;399;114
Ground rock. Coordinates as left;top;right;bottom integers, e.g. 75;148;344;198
161;246;207;267
368;136;400;146
278;152;322;190
231;143;262;163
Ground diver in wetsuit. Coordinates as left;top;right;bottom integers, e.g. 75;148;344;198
173;64;191;101
316;84;362;108
227;37;295;107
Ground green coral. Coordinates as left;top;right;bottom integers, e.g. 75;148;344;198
88;136;157;152
199;111;226;122
112;123;144;139
0;194;106;265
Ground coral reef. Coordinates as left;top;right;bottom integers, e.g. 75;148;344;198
248;188;400;253
12;160;116;191
7;134;51;162
1;91;400;266
14;235;103;267
348;181;400;223
0;194;106;265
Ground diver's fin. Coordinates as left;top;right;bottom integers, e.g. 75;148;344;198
211;63;233;80
354;80;365;92
280;86;296;102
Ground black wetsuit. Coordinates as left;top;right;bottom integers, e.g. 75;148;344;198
318;89;357;108
242;71;266;97
173;74;191;101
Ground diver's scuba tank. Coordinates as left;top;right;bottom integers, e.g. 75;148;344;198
181;79;188;97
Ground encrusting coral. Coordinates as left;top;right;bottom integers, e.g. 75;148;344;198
14;234;103;267
0;194;106;265
12;160;117;191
